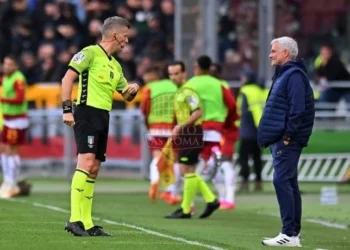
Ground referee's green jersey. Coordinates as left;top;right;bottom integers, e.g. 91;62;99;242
174;84;202;126
69;44;128;111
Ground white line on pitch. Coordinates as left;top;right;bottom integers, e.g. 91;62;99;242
305;218;348;230
6;199;225;250
260;212;348;230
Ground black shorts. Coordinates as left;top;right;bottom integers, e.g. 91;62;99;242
174;125;203;166
73;105;109;162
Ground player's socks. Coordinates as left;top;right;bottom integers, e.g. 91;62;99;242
1;153;9;184
149;157;159;184
180;173;198;214
213;169;226;202
221;161;235;204
81;177;95;230
195;158;206;174
7;155;18;188
196;174;216;203
70;169;89;222
170;163;182;197
202;156;217;181
149;157;159;201
13;155;21;181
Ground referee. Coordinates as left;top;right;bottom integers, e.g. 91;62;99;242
61;16;139;237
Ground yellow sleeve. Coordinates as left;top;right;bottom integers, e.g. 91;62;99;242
116;63;128;92
68;48;93;74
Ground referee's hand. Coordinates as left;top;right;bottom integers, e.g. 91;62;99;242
122;83;139;95
63;113;75;127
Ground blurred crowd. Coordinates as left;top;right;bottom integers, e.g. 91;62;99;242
1;0;350;101
0;0;311;85
0;0;175;85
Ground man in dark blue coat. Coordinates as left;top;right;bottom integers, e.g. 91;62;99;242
259;37;315;247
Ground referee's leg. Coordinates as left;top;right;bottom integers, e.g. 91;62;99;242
80;127;111;236
65;115;109;236
65;151;96;236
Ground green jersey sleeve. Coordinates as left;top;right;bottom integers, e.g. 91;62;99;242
68;48;93;74
116;64;128;92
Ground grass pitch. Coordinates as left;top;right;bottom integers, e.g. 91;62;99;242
0;179;349;250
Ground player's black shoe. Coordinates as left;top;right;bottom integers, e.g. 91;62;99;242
86;226;112;236
165;208;191;219
199;199;220;219
17;180;32;196
65;221;89;236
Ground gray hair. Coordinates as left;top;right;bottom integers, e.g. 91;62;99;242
271;36;298;59
101;16;130;36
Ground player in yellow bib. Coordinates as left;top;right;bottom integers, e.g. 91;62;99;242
140;66;177;202
61;16;139;237
0;56;31;198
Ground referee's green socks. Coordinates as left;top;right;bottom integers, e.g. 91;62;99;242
181;173;198;214
81;178;95;230
69;169;89;223
181;173;216;214
197;174;216;203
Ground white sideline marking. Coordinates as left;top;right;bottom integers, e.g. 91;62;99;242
7;199;224;250
305;219;348;230
102;219;225;250
261;212;348;230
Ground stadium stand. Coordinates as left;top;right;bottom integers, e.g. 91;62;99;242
1;0;350;108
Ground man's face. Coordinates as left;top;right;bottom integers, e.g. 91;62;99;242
320;46;332;62
3;58;17;75
118;45;133;61
143;71;158;84
193;62;200;76
168;65;185;85
239;75;248;85
209;65;219;79
269;42;288;66
113;26;129;53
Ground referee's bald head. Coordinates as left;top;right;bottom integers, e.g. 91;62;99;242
102;16;130;37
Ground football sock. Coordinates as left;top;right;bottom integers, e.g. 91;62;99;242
170;163;181;197
149;157;159;184
181;173;198;214
69;169;89;222
195;158;206;174
213;168;226;201
7;155;18;188
221;161;235;203
81;177;95;230
1;154;9;184
197;174;216;203
203;156;216;180
13;155;21;181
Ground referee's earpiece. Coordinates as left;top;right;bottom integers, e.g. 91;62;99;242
114;35;122;46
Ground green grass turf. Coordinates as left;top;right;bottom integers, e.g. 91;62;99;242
0;179;349;250
299;131;350;154
250;131;350;154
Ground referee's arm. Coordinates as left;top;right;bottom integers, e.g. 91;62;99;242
61;69;78;126
62;69;78;102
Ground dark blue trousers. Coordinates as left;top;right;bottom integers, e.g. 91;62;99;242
270;140;303;237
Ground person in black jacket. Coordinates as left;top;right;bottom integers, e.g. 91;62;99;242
315;43;350;106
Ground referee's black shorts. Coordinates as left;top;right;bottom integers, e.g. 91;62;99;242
174;125;203;166
73;105;109;162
